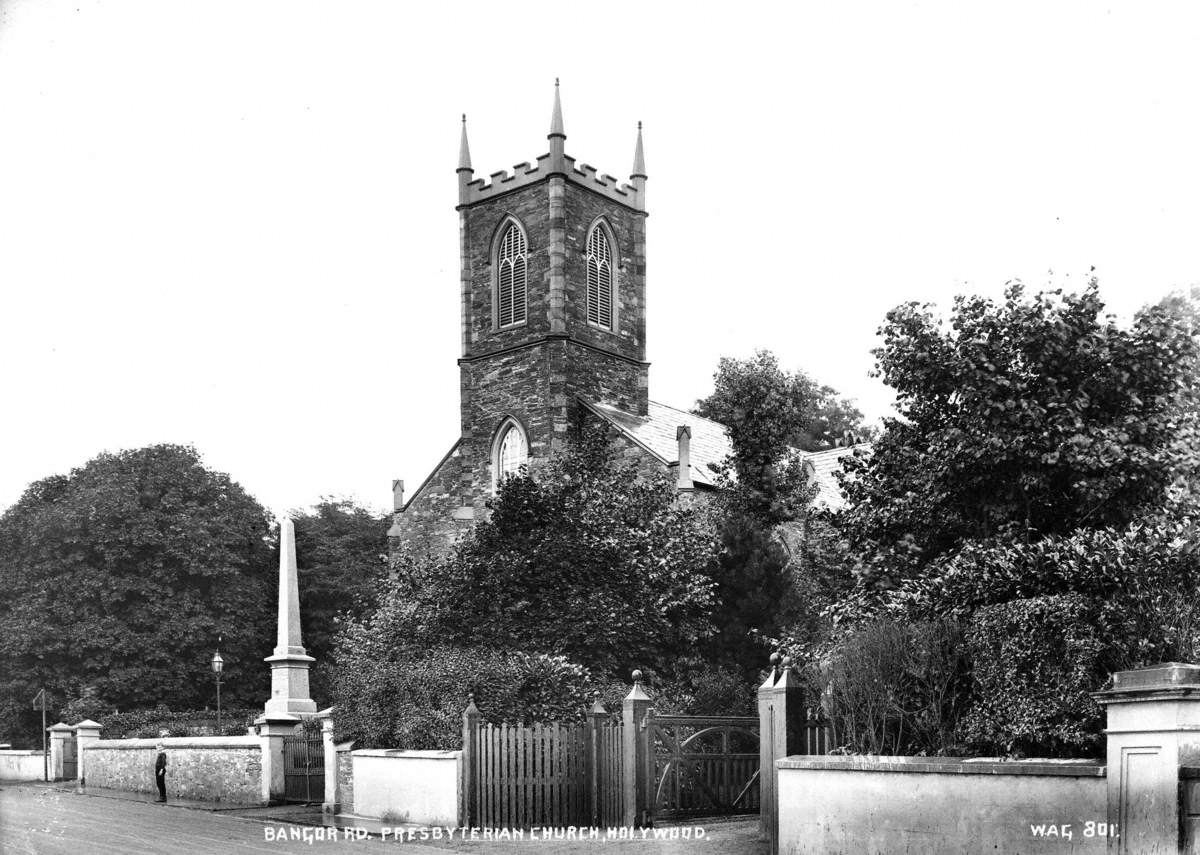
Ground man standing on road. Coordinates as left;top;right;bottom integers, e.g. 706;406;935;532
154;740;167;802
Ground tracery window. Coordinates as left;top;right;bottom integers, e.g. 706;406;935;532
497;223;528;328
586;225;613;330
494;420;528;489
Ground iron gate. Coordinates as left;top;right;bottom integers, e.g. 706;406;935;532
282;733;324;803
642;713;760;820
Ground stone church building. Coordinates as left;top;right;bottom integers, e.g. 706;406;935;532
389;84;853;555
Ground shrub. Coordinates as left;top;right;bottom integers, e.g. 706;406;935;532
99;707;258;738
960;594;1105;757
809;618;971;756
331;641;597;751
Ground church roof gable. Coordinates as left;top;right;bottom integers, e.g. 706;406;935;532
581;397;870;506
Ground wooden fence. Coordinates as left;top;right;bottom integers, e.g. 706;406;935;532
459;668;833;830
462;699;623;829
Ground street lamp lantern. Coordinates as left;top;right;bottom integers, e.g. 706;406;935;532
211;648;224;734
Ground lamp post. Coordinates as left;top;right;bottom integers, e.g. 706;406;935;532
210;648;224;735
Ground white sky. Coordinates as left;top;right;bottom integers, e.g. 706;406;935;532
1;1;1198;517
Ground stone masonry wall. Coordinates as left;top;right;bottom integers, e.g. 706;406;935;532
460;178;646;370
461;186;553;356
560;180;646;359
84;737;262;804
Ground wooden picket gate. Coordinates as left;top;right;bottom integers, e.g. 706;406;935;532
462;703;623;829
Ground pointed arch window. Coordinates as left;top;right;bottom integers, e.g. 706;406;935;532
586;225;613;330
493;419;528;490
497;223;528;328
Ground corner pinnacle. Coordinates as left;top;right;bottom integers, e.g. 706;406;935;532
457;113;472;172
549;79;565;139
631;121;646;178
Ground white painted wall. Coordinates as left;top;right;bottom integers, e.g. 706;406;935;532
351;750;460;826
0;750;47;781
777;757;1107;855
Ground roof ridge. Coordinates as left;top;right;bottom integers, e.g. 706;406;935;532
647;398;729;430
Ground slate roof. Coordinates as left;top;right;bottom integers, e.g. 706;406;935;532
803;444;872;511
581;397;870;507
583;399;732;487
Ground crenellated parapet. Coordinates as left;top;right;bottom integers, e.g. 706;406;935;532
458;81;646;212
460;152;643;211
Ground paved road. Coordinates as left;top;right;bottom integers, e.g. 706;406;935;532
0;784;765;854
0;784;397;854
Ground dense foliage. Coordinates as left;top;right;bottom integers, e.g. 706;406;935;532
839;283;1199;586
813;508;1200;756
291;499;389;704
331;595;599;750
0;445;275;746
397;428;720;678
98;706;260;738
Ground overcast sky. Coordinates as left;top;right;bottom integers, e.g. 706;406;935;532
1;1;1197;518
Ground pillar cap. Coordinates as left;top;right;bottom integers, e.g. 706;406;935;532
47;722;74;733
1094;662;1200;703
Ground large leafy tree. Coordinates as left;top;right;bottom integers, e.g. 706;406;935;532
695;349;868;522
840;282;1200;586
292;501;388;667
393;428;720;679
694;350;868;672
0;445;275;745
292;499;389;705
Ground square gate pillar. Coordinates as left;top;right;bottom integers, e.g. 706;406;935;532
73;720;102;788
759;656;807;853
1094;662;1200;854
319;709;337;813
47;722;74;781
622;671;652;827
256;714;299;805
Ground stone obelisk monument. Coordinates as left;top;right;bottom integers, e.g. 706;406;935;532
261;517;317;718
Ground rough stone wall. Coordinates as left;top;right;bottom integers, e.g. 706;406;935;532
461;186;554;355
336;747;354;815
459;178;647;379
391;441;475;557
83;738;262;804
560;180;646;361
392;166;651;557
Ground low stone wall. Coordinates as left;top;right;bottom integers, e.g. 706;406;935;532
0;750;47;781
777;756;1107;855
83;736;262;804
351;750;460;825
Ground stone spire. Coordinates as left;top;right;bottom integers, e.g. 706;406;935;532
457;113;474;205
458;114;473;172
260;517;316;719
631;121;646;178
548;79;566;173
630;121;647;210
549;78;565;139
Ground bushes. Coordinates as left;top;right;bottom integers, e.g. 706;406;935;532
808;619;971;756
815;518;1200;757
332;638;597;750
99;707;258;738
961;594;1105;757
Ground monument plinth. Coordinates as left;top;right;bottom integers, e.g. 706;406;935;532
259;517;317;720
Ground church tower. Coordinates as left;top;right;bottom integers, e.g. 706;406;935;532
391;82;651;550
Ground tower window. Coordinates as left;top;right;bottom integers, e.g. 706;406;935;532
497;223;528;328
494;420;528;490
586;225;613;330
